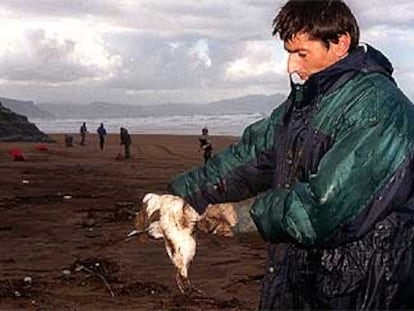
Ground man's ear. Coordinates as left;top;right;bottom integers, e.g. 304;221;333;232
335;33;351;58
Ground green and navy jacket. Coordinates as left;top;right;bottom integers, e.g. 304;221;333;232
169;45;414;248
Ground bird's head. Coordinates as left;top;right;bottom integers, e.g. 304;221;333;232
142;193;161;218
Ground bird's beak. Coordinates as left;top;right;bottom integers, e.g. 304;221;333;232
126;229;148;237
124;228;150;242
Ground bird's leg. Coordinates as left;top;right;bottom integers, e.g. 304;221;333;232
176;271;205;296
176;271;191;294
189;284;205;297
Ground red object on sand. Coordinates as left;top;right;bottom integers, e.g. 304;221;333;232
35;143;48;151
8;149;25;161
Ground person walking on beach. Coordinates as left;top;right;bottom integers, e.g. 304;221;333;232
160;0;414;309
198;127;213;164
79;122;88;145
120;127;132;159
97;123;107;150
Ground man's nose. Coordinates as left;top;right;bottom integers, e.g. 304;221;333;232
287;54;300;74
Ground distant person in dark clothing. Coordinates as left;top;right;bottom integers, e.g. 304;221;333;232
97;123;107;150
199;127;212;163
80;122;88;145
120;127;132;159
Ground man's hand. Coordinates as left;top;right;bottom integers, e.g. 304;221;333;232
197;203;238;237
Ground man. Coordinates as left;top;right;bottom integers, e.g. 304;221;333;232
80;122;87;145
166;0;414;309
97;123;107;150
120;127;132;159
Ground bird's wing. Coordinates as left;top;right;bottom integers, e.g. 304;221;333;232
147;221;163;239
164;234;175;262
181;204;200;231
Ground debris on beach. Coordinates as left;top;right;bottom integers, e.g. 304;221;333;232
0;277;43;299
69;257;119;297
34;143;48;151
8;149;25;161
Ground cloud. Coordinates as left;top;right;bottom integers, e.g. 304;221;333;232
98;34;213;91
188;39;212;68
0;0;119;19
225;40;285;82
0;0;412;104
351;0;414;28
0;21;122;84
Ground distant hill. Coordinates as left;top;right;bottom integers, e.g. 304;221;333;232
37;93;286;119
0;97;55;119
206;94;285;115
0;93;286;120
0;103;53;142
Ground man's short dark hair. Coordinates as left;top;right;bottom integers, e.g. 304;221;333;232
273;0;360;52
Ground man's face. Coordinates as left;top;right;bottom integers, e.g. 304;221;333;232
284;32;348;81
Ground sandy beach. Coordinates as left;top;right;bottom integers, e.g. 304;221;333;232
0;133;266;310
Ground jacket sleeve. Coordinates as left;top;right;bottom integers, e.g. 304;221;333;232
250;83;413;247
168;102;287;214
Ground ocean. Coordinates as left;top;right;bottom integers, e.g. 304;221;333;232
29;113;267;137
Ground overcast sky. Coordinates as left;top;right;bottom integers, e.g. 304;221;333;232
0;0;413;106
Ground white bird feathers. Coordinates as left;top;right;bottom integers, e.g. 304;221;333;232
142;193;201;294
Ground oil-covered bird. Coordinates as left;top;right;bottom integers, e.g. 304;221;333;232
142;193;201;294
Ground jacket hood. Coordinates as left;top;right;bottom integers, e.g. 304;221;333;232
356;44;393;75
317;43;393;77
292;44;394;98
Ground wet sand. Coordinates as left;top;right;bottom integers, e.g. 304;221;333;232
0;133;266;310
